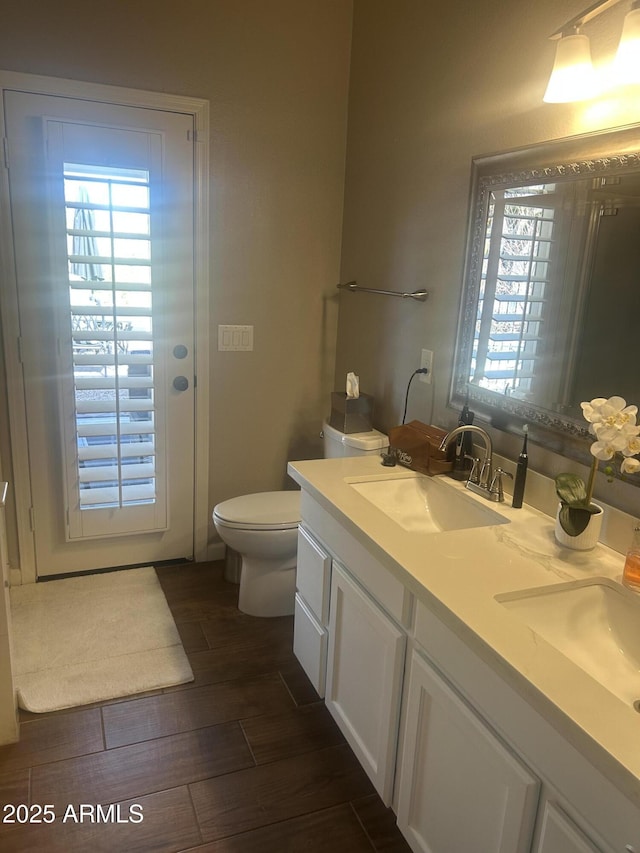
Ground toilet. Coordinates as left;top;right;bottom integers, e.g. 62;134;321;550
212;421;388;617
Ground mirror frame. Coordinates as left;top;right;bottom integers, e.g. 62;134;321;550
451;122;640;468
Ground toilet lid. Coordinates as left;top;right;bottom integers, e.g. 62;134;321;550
213;490;301;530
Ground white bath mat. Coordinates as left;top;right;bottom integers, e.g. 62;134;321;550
10;566;193;713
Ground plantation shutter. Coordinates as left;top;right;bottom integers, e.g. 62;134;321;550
472;186;557;397
65;164;157;510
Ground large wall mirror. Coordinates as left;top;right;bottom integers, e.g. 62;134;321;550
451;123;640;480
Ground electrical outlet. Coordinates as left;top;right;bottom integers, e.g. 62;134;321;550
420;349;433;383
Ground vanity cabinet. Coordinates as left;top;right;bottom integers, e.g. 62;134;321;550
292;488;640;853
325;561;406;805
396;647;539;853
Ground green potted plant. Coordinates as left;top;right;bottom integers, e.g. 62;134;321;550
555;471;600;538
555;396;640;549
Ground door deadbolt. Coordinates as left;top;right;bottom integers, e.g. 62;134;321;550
173;376;189;391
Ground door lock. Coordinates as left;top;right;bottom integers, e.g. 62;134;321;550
173;376;189;391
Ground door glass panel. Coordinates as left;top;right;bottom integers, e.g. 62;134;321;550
64;163;155;510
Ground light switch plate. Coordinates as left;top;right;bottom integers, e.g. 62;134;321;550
218;325;254;351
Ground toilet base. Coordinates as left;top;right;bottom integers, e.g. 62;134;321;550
238;554;296;617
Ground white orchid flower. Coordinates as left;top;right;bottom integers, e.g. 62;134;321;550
622;434;640;457
621;457;640;474
581;396;640;484
583;396;638;441
580;398;608;424
582;396;637;422
590;435;628;460
594;420;639;442
599;395;636;425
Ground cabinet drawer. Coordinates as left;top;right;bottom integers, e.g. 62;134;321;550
296;525;331;625
301;493;412;626
293;593;327;698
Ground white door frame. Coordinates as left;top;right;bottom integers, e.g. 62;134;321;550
0;71;210;584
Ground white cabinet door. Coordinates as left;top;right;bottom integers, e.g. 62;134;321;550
325;562;405;805
534;801;602;853
397;648;539;853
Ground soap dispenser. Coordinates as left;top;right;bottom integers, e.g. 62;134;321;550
623;524;640;590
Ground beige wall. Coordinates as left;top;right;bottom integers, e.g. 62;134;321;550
336;0;640;516
2;0;639;568
0;0;353;560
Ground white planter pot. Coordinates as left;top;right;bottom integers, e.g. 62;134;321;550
554;503;603;551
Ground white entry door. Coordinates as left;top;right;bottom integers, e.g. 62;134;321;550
4;91;197;576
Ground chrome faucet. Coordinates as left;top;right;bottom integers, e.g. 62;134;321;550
440;425;504;501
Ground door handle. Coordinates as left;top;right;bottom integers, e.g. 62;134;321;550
173;376;189;391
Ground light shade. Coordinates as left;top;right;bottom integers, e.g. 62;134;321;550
543;33;598;102
613;7;640;85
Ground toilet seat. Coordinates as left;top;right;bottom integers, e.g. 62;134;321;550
213;490;301;531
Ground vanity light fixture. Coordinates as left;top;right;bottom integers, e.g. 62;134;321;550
543;0;640;102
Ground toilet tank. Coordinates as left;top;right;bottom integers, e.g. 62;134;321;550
322;421;388;458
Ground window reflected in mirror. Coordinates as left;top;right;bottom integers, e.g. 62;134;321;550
452;125;640;481
470;174;640;419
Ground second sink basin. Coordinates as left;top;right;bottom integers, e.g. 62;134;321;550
348;474;509;534
496;578;640;707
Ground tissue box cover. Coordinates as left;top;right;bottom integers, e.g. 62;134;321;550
388;421;453;475
329;392;373;434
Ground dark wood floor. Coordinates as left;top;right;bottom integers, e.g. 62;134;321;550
0;560;412;852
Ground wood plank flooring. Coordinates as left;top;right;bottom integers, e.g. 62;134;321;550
0;560;412;852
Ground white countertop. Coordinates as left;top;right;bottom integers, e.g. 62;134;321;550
287;455;640;807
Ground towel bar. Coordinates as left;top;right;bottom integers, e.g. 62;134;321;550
337;281;428;302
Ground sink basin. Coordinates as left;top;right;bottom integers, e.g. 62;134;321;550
348;474;509;534
496;578;640;706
